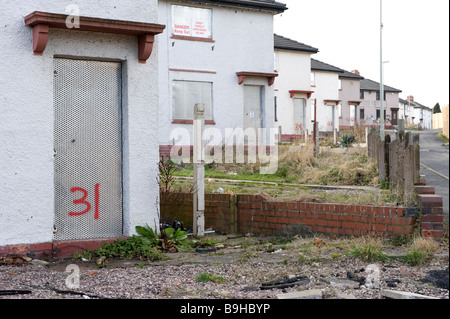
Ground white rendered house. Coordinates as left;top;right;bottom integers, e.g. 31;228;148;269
0;1;165;255
310;59;344;134
273;34;319;142
158;0;287;156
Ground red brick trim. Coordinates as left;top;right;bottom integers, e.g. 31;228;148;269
0;237;125;259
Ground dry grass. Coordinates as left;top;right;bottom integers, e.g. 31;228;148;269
277;145;379;186
403;237;440;266
410;237;440;255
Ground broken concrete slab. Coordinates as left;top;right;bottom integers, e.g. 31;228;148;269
320;277;360;289
335;292;357;299
381;289;439;299
277;289;322;299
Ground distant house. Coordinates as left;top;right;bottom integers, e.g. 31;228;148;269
400;96;433;129
273;34;319;141
338;69;365;130
310;59;344;133
359;78;402;128
158;0;287;156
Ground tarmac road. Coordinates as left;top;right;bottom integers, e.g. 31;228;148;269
416;129;449;221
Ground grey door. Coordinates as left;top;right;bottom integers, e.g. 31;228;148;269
53;58;123;241
293;98;306;134
244;85;263;128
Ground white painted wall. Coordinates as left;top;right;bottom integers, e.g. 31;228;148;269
0;0;161;246
310;71;340;132
158;1;276;146
274;50;313;135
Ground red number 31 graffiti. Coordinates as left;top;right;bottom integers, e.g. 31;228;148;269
69;184;100;219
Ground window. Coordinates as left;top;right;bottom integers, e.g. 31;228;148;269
172;5;212;39
376;109;386;120
360;108;365;120
172;80;213;120
360;90;365;99
310;73;315;87
376;91;386;100
339;79;342;90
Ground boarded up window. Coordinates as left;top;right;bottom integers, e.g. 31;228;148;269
172;80;213;120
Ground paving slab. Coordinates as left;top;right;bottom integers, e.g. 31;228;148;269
277;289;323;299
381;289;440;299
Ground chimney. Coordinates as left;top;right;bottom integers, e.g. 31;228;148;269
407;95;414;102
351;70;360;75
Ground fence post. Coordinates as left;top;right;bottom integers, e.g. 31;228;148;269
193;103;205;238
314;122;320;157
384;134;391;182
413;133;420;185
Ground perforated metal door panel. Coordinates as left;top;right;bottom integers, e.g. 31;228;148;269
53;58;123;241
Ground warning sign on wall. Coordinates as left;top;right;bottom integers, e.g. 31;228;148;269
172;5;212;38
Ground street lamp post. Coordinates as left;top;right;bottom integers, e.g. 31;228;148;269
380;0;385;140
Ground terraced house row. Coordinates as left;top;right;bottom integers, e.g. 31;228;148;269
0;0;434;253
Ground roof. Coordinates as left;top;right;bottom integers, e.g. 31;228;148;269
311;59;344;74
399;98;432;110
176;0;288;12
274;34;319;53
360;78;402;93
339;69;364;80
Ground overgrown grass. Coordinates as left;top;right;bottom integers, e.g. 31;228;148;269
172;145;379;187
348;237;389;262
403;237;440;266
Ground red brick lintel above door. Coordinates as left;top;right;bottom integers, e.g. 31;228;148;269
24;11;166;63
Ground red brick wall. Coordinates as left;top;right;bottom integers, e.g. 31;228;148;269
161;193;420;238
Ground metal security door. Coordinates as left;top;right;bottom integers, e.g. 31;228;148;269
293;98;306;134
53;58;123;241
244;85;263;145
244;85;263;130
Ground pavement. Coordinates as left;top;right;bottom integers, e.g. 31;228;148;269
387;129;449;221
416;130;449;221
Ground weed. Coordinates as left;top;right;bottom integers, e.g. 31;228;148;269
340;134;356;148
298;254;310;263
387;235;413;247
196;272;227;284
348;237;389;262
403;237;439;266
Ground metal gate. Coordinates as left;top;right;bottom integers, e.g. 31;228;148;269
53;58;123;241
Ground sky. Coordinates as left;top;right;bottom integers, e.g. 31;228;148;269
274;0;450;108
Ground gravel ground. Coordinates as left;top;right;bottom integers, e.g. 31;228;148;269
1;236;448;300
